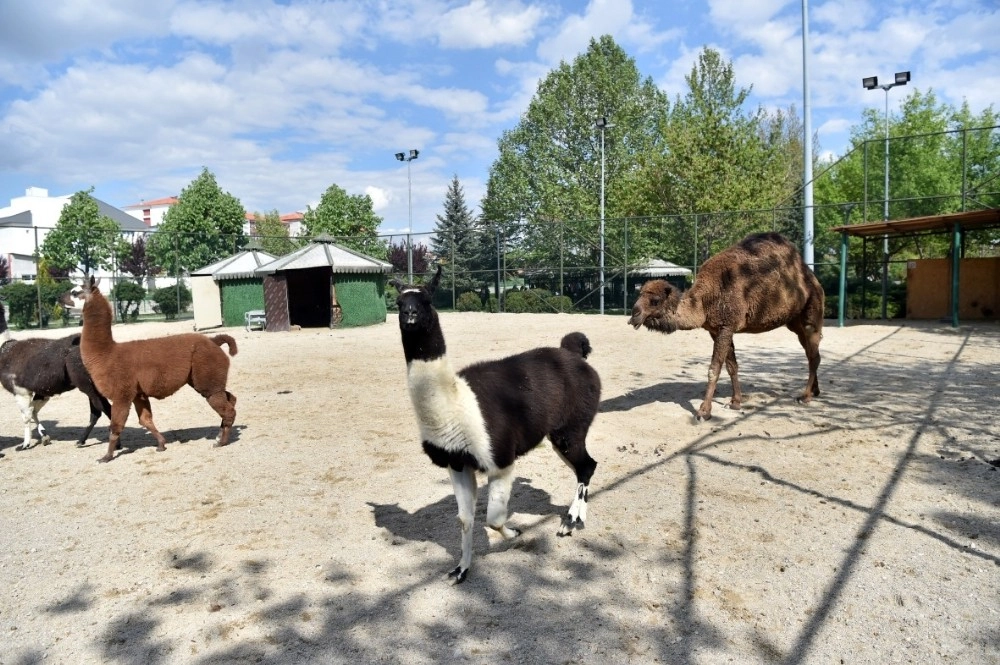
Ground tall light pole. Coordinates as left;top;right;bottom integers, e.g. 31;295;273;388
395;149;419;283
863;71;909;318
801;0;814;269
596;116;613;315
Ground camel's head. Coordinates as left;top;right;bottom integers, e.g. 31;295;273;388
390;265;442;333
628;279;682;333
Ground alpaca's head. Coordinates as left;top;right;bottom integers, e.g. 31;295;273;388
629;279;682;333
390;265;442;333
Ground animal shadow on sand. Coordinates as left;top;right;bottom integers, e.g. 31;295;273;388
368;478;561;557
71;424;245;454
600;381;705;415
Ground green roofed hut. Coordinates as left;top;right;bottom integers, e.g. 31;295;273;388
255;234;393;331
191;246;277;330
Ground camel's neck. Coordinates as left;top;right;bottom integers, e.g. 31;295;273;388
671;294;707;330
81;291;116;355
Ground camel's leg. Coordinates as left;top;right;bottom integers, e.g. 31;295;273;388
448;466;478;584
132;394;168;452
100;401;132;463
723;338;742;410
698;330;733;420
790;320;822;402
486;466;521;540
207;390;237;447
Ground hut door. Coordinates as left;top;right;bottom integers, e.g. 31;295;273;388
263;274;290;331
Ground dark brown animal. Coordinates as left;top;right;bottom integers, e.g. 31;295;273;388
0;303;111;450
628;233;824;420
78;277;238;463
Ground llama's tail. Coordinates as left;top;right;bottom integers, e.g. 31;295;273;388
560;332;592;359
212;334;238;356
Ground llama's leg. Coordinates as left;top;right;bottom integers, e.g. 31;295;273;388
100;401;132;463
485;466;521;540
32;398;51;445
698;330;733;420
448;466;477;584
133;395;167;452
207;390;237;447
76;397;103;447
552;431;598;536
13;389;38;450
724;339;742;410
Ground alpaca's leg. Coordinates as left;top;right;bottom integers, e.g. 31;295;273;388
207;390;237;447
486;466;520;540
13;389;38;450
552;430;598;536
724;339;742;410
448;466;477;584
100;401;132;463
698;330;733;420
133;395;167;452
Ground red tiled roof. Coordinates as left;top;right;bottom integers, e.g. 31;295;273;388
280;212;304;222
124;196;178;209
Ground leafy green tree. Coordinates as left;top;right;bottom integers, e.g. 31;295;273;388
628;48;799;262
431;175;479;289
40;188;122;278
147;168;247;276
481;35;668;273
151;283;192;320
0;256;9;286
111;280;146;321
302;183;383;255
252;210;298;256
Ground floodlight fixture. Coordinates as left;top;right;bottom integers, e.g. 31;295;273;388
862;76;878;90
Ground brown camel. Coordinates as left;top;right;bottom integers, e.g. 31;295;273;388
628;232;824;420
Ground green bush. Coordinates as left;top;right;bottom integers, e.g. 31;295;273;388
455;291;483;312
151;283;192;320
111;281;146;322
0;281;41;328
504;289;564;313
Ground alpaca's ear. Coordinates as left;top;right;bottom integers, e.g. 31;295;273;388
426;265;443;294
388;278;404;292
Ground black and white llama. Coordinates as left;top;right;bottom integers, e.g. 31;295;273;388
0;302;111;450
391;267;601;583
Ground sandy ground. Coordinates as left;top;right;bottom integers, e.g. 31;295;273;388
0;311;998;664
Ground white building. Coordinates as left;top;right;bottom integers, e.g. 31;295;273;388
122;196;177;227
0;187;151;282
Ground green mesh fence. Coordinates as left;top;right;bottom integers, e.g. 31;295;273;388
336;274;387;327
220;279;266;327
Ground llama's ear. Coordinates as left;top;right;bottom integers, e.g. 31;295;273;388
427;265;443;294
388;278;404;292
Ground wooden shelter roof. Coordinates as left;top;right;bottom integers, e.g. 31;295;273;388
830;208;1000;238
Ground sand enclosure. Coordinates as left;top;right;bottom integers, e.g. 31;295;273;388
1;312;998;663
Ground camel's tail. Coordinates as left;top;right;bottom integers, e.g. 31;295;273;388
559;332;592;359
212;334;238;356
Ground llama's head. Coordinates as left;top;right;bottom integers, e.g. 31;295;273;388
628;279;682;333
390;265;442;333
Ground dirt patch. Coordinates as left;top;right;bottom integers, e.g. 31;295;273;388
1;313;998;663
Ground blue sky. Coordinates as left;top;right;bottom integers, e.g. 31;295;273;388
1;0;997;236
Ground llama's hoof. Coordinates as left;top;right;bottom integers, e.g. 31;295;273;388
40;436;52;446
15;441;34;451
212;440;228;448
558;516;583;536
75;441;86;448
97;454;113;463
448;565;469;584
695;413;712;422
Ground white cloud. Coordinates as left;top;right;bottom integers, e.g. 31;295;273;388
366;185;391;211
437;0;545;49
536;0;634;65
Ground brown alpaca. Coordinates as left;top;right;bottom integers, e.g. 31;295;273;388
628;232;824;420
79;277;238;463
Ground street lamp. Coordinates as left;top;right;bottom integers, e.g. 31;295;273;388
395;149;419;283
863;70;909;318
596;116;613;315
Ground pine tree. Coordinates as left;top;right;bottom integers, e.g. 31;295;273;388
431;175;479;289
